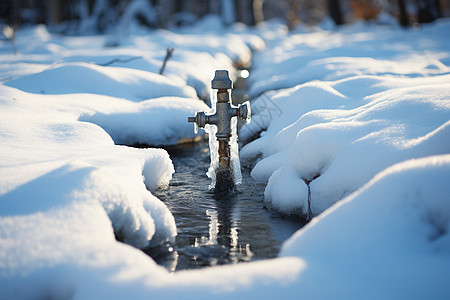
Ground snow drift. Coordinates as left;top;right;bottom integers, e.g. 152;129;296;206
1;16;449;300
242;75;450;217
0;85;177;249
5;62;197;101
281;155;450;299
242;19;450;218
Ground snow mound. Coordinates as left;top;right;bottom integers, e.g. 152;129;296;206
249;55;450;98
82;96;209;146
5;62;197;101
0;85;176;251
240;80;348;144
281;155;450;299
248;19;450;97
242;75;450;216
62;52;233;100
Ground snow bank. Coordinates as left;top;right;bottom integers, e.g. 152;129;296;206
128;27;261;98
62;51;234;100
3;156;448;299
2;22;262;100
2;17;450;300
0;85;177;249
1;74;305;299
281;155;450;299
248;19;450;97
243;19;450;217
0;21;262;270
82;96;209;145
5;62;197;101
242;75;450;216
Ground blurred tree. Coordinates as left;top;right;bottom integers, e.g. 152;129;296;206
7;0;448;33
235;0;256;25
286;2;301;30
398;0;410;27
47;0;62;25
328;0;344;25
221;0;236;25
350;0;379;21
0;0;17;27
253;0;265;24
416;0;442;23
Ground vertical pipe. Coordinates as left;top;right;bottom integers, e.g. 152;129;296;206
216;89;231;168
215;88;234;192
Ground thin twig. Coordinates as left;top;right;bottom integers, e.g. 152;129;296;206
99;56;143;66
159;48;174;75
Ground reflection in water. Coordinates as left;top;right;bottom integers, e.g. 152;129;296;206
145;142;304;271
188;196;256;266
214;195;254;264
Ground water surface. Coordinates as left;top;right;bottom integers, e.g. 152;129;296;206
145;142;304;271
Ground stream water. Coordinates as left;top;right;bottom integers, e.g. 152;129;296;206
145;141;305;272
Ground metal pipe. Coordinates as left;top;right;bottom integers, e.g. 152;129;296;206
188;70;249;193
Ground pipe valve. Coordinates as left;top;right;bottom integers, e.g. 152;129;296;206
188;70;250;192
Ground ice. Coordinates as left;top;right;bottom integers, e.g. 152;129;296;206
243;100;252;124
230;113;242;185
205;89;219;189
205;123;219;189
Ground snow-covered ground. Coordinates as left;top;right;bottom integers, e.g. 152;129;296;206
1;16;449;299
242;19;450;218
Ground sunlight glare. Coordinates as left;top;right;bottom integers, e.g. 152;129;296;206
239;69;249;78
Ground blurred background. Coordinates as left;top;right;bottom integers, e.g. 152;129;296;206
1;0;449;34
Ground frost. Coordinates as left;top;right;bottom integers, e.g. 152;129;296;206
205;123;219;189
230;114;242;185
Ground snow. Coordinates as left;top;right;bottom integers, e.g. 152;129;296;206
1;15;450;300
0;85;177;249
248;19;450;98
244;75;450;216
5;62;198;101
241;19;450;217
280;155;450;299
1;22;263;99
81;96;209;146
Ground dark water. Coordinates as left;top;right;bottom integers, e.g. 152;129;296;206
145;142;305;272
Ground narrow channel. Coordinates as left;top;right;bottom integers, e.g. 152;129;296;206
144;70;305;272
145;141;305;272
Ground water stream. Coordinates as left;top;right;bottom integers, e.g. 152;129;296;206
145;141;305;272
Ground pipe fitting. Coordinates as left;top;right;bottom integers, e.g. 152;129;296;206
237;104;248;120
211;70;233;90
188;69;251;193
187;112;208;128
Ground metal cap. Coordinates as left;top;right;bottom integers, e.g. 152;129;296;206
211;70;232;90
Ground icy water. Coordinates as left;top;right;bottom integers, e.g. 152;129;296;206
146;142;305;272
